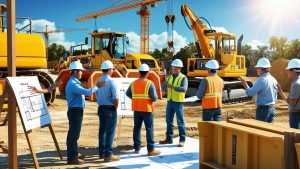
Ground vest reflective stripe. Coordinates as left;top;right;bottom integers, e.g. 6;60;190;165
167;73;186;102
202;76;223;109
131;79;153;112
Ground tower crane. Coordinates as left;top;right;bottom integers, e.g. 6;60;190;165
76;0;164;54
33;25;88;60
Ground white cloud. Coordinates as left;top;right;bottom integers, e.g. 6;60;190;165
247;40;266;50
16;19;78;50
211;26;228;33
98;28;111;32
126;30;188;54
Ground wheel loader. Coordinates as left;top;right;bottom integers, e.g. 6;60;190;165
56;31;164;100
0;4;55;105
181;3;253;103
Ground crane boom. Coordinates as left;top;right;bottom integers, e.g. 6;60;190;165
76;0;163;22
76;0;164;54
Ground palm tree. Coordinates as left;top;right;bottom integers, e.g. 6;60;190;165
269;36;288;59
287;39;300;59
249;45;272;66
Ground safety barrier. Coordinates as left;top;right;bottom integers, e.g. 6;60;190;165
198;119;300;169
88;70;123;102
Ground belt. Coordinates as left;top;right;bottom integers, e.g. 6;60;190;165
68;107;83;110
257;104;274;108
99;105;115;109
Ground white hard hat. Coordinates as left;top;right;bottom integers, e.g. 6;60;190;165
139;63;150;71
171;59;183;67
286;58;300;70
205;59;219;69
255;58;271;68
69;61;84;70
101;60;114;70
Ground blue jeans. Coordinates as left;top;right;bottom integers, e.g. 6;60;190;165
67;109;83;161
202;108;222;121
256;107;275;123
289;112;300;129
98;105;117;157
166;101;186;142
133;112;154;151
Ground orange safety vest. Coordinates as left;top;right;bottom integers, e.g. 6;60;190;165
202;76;223;109
131;78;154;112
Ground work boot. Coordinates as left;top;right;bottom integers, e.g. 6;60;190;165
134;149;140;154
148;149;161;156
99;154;104;159
77;153;85;159
67;158;84;165
104;155;120;162
178;141;185;147
159;139;173;144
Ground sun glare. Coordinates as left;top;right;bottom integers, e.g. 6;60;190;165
262;0;299;16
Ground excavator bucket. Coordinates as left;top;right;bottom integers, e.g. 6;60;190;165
126;69;162;99
88;71;123;102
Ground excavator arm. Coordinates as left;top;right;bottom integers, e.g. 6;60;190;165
181;3;215;58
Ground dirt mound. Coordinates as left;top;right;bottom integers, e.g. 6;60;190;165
270;59;290;92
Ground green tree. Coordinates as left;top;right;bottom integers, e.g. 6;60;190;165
287;39;300;59
48;43;67;61
241;44;252;67
174;42;197;74
149;48;166;61
249;45;272;65
269;36;288;60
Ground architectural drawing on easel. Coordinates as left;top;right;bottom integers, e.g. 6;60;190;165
112;78;137;116
7;76;52;131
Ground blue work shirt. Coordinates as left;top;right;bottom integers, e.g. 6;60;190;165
66;76;98;108
196;79;207;100
246;72;278;105
126;79;158;102
162;73;188;93
96;74;119;106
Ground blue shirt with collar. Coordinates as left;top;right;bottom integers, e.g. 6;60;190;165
66;76;98;108
96;73;119;106
246;72;278;105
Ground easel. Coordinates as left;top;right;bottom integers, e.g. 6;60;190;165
0;81;62;169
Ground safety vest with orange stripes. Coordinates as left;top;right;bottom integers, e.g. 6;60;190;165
202;75;223;109
131;78;154;112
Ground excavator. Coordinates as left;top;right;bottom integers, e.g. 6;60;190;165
56;31;163;99
181;3;253;103
0;4;55;105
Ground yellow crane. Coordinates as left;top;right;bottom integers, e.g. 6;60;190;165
76;0;165;54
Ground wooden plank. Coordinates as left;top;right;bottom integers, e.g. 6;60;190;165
208;121;284;140
228;119;300;134
18;108;39;169
201;161;227;169
48;125;63;160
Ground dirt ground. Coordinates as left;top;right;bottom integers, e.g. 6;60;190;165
0;77;291;169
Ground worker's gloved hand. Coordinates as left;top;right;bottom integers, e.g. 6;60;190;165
98;81;106;88
166;84;174;89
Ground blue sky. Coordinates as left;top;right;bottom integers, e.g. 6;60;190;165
2;0;300;53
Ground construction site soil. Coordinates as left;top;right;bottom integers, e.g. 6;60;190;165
0;77;291;168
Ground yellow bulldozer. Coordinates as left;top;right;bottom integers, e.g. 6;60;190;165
181;3;253;103
56;31;164;99
0;4;55;105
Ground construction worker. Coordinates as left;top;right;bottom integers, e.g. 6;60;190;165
96;60;120;162
126;64;161;156
160;59;188;147
65;61;103;165
240;58;278;123
196;60;223;121
278;58;300;129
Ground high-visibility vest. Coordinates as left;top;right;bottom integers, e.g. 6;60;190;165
202;75;223;109
131;79;154;112
167;73;186;102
